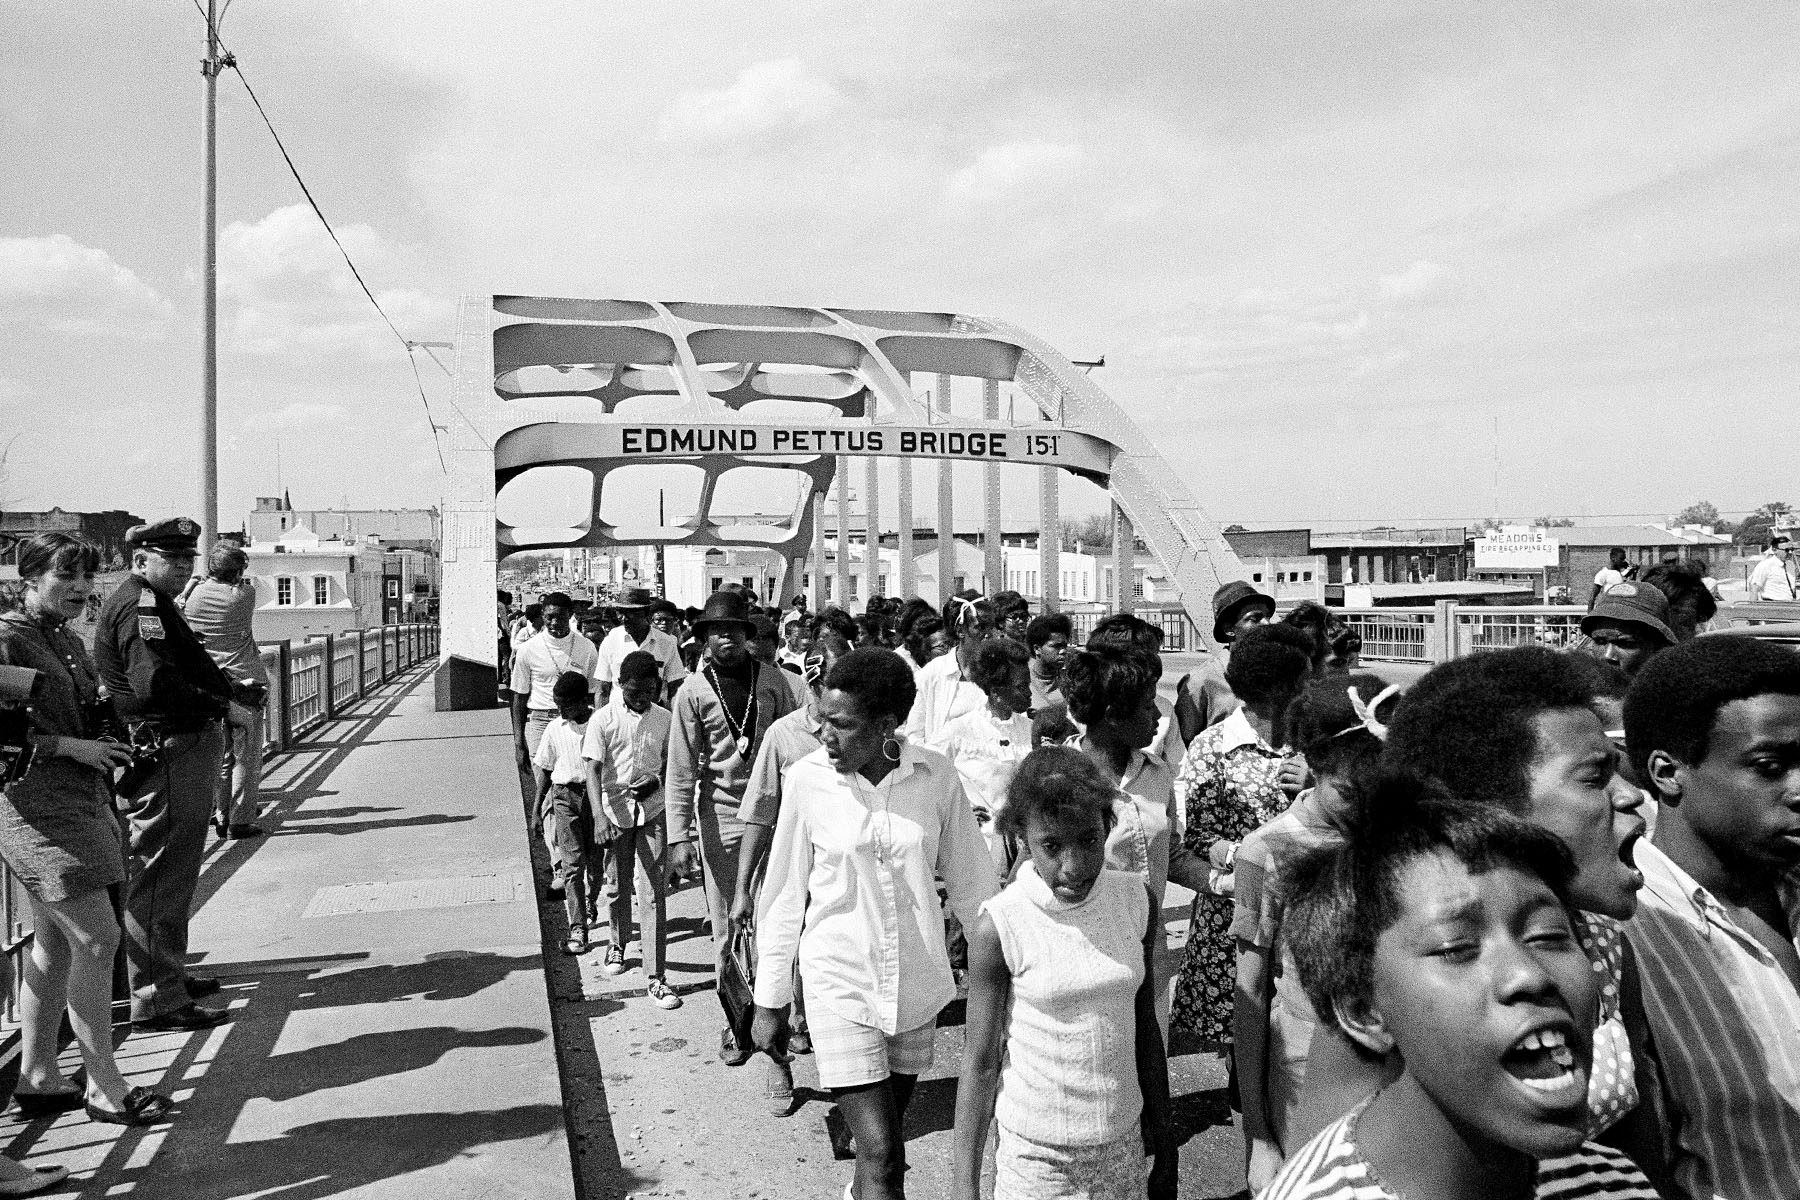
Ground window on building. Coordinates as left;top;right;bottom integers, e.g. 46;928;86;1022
953;575;966;593
276;577;293;606
711;577;723;592
1303;571;1313;582
849;577;860;600
1132;572;1144;598
879;574;888;594
313;576;330;605
1251;572;1263;583
742;576;754;591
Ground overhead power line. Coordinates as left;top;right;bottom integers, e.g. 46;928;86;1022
188;0;452;474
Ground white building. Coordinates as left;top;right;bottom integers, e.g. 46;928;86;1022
245;524;360;642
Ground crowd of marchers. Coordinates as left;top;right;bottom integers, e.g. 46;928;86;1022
500;552;1800;1200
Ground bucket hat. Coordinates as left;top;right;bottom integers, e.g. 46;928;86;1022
692;590;756;637
1211;580;1276;643
1581;582;1678;645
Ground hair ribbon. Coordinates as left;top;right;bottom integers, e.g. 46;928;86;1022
1340;683;1402;741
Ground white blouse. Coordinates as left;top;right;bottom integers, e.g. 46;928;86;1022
753;743;999;1034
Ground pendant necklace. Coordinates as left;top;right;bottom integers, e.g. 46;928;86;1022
705;661;757;758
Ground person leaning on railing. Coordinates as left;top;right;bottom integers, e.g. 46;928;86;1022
0;532;178;1148
180;542;270;839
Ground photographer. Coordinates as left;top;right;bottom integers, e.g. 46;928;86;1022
95;518;250;1034
181;542;269;839
1;532;177;1142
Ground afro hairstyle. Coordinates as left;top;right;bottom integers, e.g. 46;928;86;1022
1383;646;1595;814
1063;642;1160;728
1623;635;1800;781
1224;623;1315;706
969;636;1030;695
822;647;918;725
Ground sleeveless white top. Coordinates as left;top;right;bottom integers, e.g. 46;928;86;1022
984;863;1148;1146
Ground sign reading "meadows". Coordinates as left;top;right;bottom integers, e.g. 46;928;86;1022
495;422;1115;476
1472;526;1561;570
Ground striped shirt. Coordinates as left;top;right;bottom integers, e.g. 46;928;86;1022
1624;839;1800;1200
1261;1103;1659;1200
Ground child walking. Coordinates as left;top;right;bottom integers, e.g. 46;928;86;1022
953;747;1176;1200
533;671;603;953
582;651;681;1009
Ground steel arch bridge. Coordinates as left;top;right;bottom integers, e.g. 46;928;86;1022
435;295;1246;707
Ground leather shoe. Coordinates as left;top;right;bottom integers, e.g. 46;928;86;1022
226;823;264;839
185;976;222;999
134;1003;228;1032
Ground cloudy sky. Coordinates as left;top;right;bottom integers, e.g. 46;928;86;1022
4;1;1797;535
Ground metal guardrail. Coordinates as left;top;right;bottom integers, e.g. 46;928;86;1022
1338;600;1800;663
0;624;439;1030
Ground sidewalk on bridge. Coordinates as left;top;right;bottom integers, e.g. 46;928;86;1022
0;668;576;1200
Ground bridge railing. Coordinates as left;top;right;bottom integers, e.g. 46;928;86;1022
0;624;439;1030
1337;601;1799;664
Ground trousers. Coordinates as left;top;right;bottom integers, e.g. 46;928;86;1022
123;724;226;1020
215;708;264;827
694;798;740;985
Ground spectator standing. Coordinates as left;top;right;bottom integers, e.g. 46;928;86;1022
1591;546;1638;607
594;587;686;708
1748;537;1796;602
94;518;248;1032
665;589;798;1063
2;533;174;1145
1579;584;1677;678
181;542;270;839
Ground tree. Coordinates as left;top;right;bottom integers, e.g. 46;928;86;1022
1061;511;1113;552
1534;516;1575;528
1671;500;1723;531
1737;501;1794;548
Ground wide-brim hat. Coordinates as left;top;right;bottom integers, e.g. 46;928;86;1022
1211;580;1275;642
613;586;656;609
691;590;756;636
1582;582;1678;645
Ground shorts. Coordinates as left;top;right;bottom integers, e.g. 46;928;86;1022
804;995;936;1090
995;1126;1147;1200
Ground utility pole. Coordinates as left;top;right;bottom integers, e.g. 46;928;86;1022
199;0;232;555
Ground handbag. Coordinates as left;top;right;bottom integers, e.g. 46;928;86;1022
717;922;760;1055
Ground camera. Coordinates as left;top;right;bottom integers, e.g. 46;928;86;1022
0;664;43;787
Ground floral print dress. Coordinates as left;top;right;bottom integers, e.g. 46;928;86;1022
1170;711;1290;1043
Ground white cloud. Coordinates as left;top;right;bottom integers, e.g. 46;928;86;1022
1379;259;1446;299
244;400;349;431
943;141;1085;205
0;234;172;339
219;205;452;358
659;58;840;142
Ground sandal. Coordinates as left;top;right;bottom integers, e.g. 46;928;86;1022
85;1086;174;1127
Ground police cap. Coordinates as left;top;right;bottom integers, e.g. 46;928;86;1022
126;517;202;557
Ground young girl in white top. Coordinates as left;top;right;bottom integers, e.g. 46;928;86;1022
932;637;1034;874
953;747;1176;1200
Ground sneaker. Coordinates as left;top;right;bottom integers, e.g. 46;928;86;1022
646;977;682;1010
601;944;627;976
765;1055;795;1117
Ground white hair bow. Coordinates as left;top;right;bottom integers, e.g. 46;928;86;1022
1342;683;1402;741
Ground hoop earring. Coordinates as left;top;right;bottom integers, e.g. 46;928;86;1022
882;736;903;763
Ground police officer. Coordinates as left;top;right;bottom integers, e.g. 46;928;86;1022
94;518;252;1031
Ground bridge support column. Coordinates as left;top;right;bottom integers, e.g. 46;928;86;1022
834;459;851;609
809;490;825;607
936;374;954;600
983;378;1002;595
897;465;916;603
1112;501;1134;613
864;455;881;608
1039;466;1060;613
